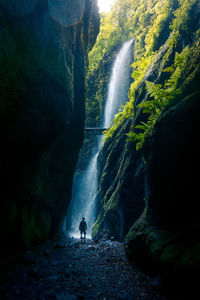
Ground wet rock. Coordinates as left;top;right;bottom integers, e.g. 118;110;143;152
53;242;65;249
0;237;168;300
118;292;131;299
73;242;80;249
55;293;77;300
49;275;59;281
24;251;37;264
105;257;112;262
71;255;79;260
152;275;161;288
88;245;95;251
64;271;71;278
115;265;119;271
44;249;51;257
28;268;40;280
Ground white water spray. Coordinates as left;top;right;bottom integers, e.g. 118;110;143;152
66;39;133;237
104;39;134;127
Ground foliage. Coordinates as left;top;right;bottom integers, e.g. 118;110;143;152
129;40;200;149
103;101;133;140
87;0;200;148
88;0;137;74
86;51;111;127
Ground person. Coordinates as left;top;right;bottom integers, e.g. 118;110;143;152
79;217;87;243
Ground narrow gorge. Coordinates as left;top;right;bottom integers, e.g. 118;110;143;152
66;39;133;238
0;0;200;299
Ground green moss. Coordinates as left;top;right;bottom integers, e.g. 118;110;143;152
125;219;200;275
92;214;103;238
89;0;200;146
21;207;51;246
176;243;200;268
159;243;185;264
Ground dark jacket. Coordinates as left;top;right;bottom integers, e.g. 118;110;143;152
79;220;87;232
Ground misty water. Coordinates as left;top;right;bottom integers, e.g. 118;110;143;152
65;39;133;238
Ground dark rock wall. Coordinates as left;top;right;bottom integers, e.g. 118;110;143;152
124;90;200;297
145;91;200;230
124;6;200;285
92;118;145;241
0;0;99;248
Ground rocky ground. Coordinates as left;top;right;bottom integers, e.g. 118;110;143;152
0;235;168;300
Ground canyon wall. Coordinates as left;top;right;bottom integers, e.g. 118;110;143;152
92;0;200;294
0;0;99;249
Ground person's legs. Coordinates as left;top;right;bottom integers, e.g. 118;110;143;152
84;232;86;243
80;231;83;243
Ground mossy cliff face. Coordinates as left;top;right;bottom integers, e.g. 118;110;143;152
92;0;200;293
92;118;145;241
144;91;200;230
125;90;200;296
124;3;200;292
0;0;99;248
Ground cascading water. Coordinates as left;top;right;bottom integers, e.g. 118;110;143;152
104;39;134;127
66;39;133;238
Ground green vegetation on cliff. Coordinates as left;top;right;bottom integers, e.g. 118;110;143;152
88;0;200;147
128;0;200;149
90;2;200;295
90;0;200;245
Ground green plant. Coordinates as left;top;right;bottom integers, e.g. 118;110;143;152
87;0;200;149
128;41;199;150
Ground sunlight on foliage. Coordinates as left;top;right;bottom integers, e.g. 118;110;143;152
87;0;200;148
128;42;199;150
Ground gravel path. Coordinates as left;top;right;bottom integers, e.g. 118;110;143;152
0;237;168;300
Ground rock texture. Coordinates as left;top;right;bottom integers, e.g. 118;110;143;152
92;0;200;295
92;118;145;241
125;90;200;292
0;0;99;249
145;91;200;229
0;236;168;300
93;0;200;239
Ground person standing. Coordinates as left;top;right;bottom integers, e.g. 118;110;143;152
79;217;87;243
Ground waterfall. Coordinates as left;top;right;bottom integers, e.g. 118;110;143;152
66;39;133;238
104;39;134;127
